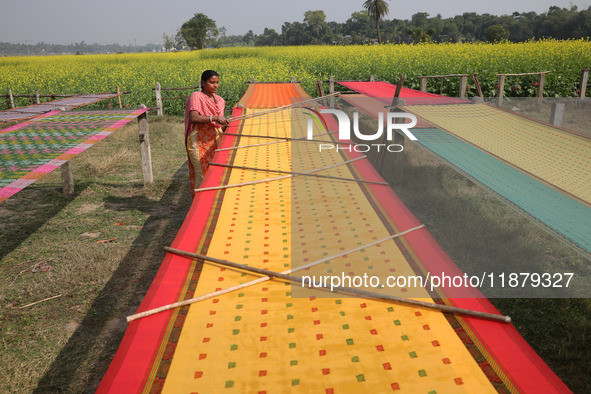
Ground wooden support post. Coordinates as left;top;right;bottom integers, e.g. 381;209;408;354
459;75;468;98
375;99;406;173
419;77;427;92
8;88;15;109
579;69;588;99
315;79;324;97
329;75;335;108
290;76;296;83
61;161;74;195
549;102;565;127
374;74;407;173
392;74;405;107
155;82;163;116
497;75;505;106
137;106;153;187
370;75;375;82
537;73;545;105
116;86;122;108
473;74;484;98
316;79;327;107
35;90;41;104
250;77;256;84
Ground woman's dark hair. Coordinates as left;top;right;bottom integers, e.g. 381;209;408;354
201;70;219;84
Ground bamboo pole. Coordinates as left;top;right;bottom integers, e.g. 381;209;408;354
419;77;427;92
208;162;389;185
537;73;545;105
137;105;153;187
459;75;468;98
129;246;512;324
496;71;551;77
116;86;122;108
329;75;335;108
226;93;340;123
8;88;15;109
497;75;505;106
127;224;427;322
60;161;74;195
155;82;163;116
195;156;367;193
222;132;354;146
20;294;62;309
580;69;589;99
473;73;484;98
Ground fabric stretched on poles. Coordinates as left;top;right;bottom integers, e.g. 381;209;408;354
0;108;149;203
98;83;568;393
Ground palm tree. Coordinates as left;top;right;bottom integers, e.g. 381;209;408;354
363;0;390;44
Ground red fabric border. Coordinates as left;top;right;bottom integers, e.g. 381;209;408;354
97;108;243;393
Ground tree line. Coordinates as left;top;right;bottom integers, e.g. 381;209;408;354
0;41;161;56
176;5;591;50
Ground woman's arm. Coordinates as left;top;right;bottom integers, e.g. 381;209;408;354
189;111;229;128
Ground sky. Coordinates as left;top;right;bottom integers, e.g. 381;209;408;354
1;0;589;46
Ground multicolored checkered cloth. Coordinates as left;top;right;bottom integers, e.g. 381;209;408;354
0;108;149;203
0;93;122;123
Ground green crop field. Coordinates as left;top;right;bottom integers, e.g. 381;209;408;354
1;39;590;116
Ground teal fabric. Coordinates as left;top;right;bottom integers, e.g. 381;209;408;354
413;128;591;254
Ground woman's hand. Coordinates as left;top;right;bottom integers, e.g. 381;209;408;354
215;116;229;127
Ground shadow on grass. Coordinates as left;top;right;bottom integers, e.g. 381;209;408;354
34;164;192;393
0;185;87;263
378;144;591;392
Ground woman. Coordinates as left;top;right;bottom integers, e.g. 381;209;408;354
185;70;229;196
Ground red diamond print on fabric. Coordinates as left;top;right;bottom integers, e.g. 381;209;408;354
319;349;327;356
199;354;207;360
442;358;452;364
322;368;330;375
391;382;400;390
260;352;267;358
370;329;378;335
415;311;422;316
376;345;385;351
259;370;267;377
455;378;464;385
194;371;203;379
383;363;392;370
432;340;441;347
316;334;324;340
